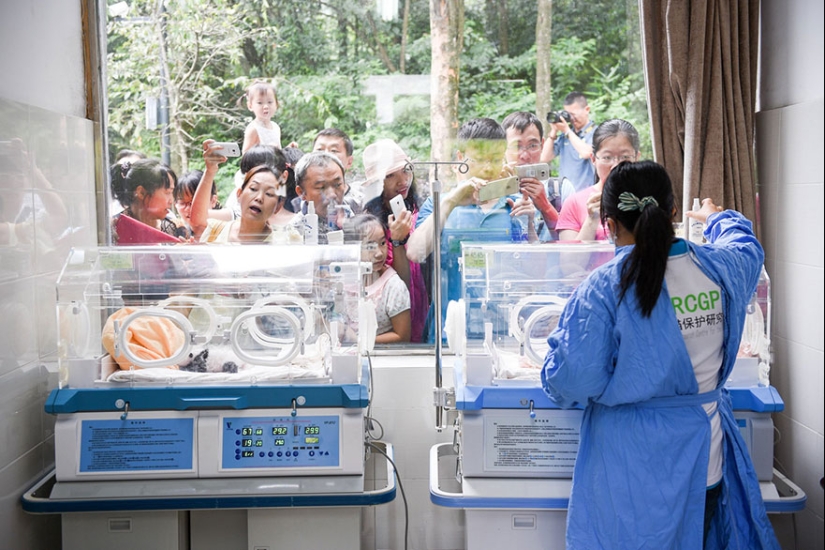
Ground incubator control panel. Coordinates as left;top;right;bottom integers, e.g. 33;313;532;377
221;415;341;469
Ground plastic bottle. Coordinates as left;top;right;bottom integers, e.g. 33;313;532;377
689;198;704;244
304;201;318;245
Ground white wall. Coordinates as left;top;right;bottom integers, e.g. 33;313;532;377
757;1;825;548
0;2;97;549
0;1;87;119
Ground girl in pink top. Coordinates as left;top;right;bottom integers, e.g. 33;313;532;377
557;119;640;241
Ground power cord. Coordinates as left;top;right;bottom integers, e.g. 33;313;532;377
366;441;409;550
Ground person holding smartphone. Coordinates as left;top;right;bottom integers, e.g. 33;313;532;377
407;118;538;342
362;138;427;343
503;111;575;241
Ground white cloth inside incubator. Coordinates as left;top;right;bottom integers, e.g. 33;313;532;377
494;348;543;381
102;334;331;384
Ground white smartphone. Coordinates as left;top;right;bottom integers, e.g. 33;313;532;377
389;194;406;219
477;176;519;202
212;141;241;158
516;162;550;180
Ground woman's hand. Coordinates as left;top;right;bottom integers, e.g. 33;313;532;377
202;139;228;173
585;191;602;219
686;198;724;224
388;209;413;241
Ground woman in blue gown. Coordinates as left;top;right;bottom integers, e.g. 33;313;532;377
542;161;779;549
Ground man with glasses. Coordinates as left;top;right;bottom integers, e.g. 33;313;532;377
540;91;596;193
407;117;537;342
503;111;575;240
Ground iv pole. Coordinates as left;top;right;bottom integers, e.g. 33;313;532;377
409;160;469;431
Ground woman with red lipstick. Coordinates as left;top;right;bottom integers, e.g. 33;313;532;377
362;139;428;343
191;141;286;243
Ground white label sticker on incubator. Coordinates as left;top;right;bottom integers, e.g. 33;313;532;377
483;412;581;473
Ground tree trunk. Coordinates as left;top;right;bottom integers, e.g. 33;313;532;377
535;0;552;136
400;0;411;74
430;0;464;167
366;11;398;73
498;0;509;56
337;4;348;62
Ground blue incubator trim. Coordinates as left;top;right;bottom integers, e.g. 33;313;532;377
727;386;784;413
454;357;783;414
453;360;581;411
23;483;395;514
430;490;569;510
46;362;370;414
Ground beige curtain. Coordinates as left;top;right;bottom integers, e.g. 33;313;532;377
639;0;759;229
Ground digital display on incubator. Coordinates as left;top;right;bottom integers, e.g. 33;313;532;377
222;415;341;470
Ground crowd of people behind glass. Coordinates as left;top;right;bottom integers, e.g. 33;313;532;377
108;89;642;343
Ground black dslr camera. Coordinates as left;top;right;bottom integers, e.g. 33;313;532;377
547;110;572;125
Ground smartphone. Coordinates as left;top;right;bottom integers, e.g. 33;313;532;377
389;194;406;219
477;176;519;202
516;163;550;180
211;141;241;158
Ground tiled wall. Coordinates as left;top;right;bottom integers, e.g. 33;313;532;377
0;97;98;548
759;1;825;548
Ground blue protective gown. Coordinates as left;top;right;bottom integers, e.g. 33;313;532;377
541;211;779;550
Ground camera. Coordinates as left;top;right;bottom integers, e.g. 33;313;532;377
547;110;572;125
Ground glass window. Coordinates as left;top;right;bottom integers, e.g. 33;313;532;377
98;0;649;352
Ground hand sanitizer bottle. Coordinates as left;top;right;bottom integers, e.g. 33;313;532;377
689;198;704;244
304;201;318;245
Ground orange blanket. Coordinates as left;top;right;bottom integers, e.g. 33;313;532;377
101;307;185;370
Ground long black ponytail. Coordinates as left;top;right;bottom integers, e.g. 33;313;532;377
601;160;675;317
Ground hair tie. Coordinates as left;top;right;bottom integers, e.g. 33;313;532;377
617;191;658;212
120;161;131;178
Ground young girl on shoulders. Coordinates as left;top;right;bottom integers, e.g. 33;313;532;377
240;80;282;152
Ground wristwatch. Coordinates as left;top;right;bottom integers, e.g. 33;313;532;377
391;235;409;247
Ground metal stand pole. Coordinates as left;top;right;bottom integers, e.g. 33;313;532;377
410;160;468;431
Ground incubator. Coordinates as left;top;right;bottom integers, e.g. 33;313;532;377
430;243;804;550
731;265;772;387
25;245;396;550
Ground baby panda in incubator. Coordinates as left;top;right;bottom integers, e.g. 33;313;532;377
178;345;239;374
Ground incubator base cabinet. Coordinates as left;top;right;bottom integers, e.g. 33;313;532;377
429;243;806;550
20;245;395;549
